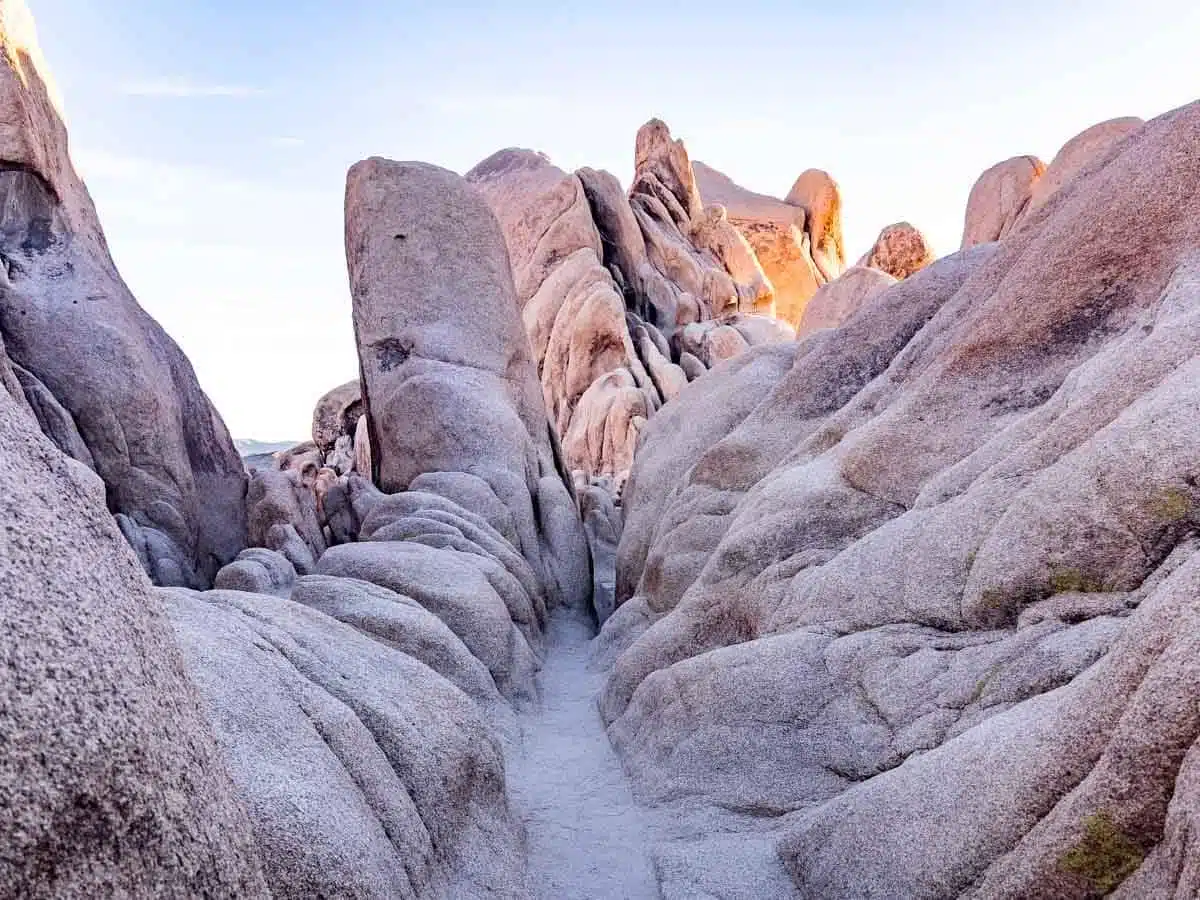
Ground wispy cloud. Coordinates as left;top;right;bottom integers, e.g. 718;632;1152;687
119;77;267;99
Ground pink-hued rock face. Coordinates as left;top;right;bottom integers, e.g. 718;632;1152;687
858;221;936;280
785;168;846;282
634;117;705;223
467;122;794;493
798;264;897;336
0;0;247;588
1026;116;1145;215
961;154;1046;248
601;99;1200;898
694;160;850;329
962;117;1145;253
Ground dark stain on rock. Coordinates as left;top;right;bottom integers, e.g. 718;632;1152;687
21;215;56;253
375;338;412;372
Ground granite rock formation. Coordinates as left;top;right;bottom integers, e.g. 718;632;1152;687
160;160;597;896
961;155;1046;248
0;333;267;898
0;1;246;587
165;585;525;899
470;120;798;494
345;158;589;621
1025;116;1144;217
311;379;362;455
798;264;897;336
856;221;935;280
784;168;845;283
599;99;1200;898
962;116;1145;250
11;2;1200;896
694;160;829;329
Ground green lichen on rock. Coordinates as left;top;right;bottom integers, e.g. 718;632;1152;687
1049;567;1107;594
978;587;1006;609
1058;811;1144;895
1147;486;1193;523
967;662;1001;706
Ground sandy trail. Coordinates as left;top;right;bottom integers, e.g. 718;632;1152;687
505;605;660;899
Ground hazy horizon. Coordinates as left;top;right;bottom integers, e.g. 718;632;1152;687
27;0;1200;439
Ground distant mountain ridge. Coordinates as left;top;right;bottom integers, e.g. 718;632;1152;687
233;438;300;458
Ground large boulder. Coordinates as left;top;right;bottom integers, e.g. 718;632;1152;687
467;152;655;461
856;221;935;280
598;100;1200;897
344;156;589;615
694;160;829;329
561;367;650;490
626;120;779;332
164;587;526;899
692;160;798;224
689;204;775;315
0;338;267;896
310;379;362;455
245;466;327;573
961;119;1145;253
961;155;1046;248
469;129;792;490
292;574;504;709
784;168;845;282
732;219;823;329
0;1;246;587
318;539;541;703
214;547;297;598
465;149;599;303
633;118;704;223
798;265;897;336
1026;116;1144;216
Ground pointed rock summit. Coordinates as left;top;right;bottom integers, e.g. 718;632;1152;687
468;119;795;499
785;168;846;282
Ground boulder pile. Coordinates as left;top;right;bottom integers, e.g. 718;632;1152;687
8;0;1199;896
599;103;1200;898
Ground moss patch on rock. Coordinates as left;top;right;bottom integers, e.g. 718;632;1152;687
1049;567;1107;595
1058;811;1144;895
1147;486;1193;523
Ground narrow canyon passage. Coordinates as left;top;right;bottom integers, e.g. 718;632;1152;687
505;605;660;900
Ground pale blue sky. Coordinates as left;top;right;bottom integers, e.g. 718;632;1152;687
27;0;1200;439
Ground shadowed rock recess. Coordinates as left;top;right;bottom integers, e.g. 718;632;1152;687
5;0;1200;896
